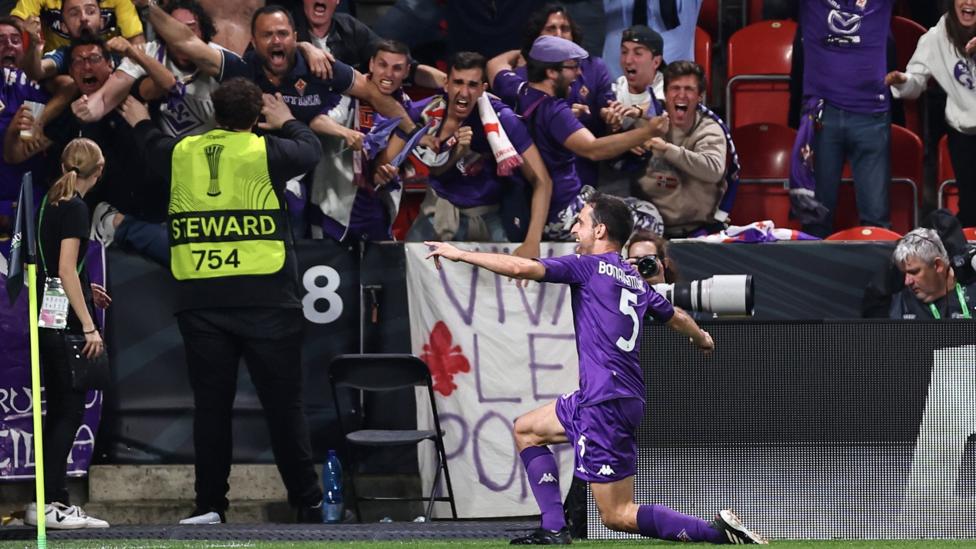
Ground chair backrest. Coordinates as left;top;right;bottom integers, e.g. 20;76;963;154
727;20;796;78
746;0;764;24
734;123;796;180
695;26;712;92
938;134;954;184
699;0;720;46
825;226;903;241
891;15;926;71
937;134;959;212
725;20;797;128
329;354;431;392
964;227;976;241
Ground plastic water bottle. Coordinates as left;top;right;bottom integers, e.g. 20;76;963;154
323;449;344;523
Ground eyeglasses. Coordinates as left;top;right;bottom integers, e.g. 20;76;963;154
72;53;105;66
559;63;580;71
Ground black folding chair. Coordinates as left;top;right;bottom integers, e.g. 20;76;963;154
328;353;458;521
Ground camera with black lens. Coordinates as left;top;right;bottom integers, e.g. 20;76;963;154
636;254;660;279
652;275;755;316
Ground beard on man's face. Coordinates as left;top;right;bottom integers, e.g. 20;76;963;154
554;73;571;99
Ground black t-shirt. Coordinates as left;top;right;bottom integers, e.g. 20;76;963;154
45;111;170;223
36;194;94;332
889;282;976;320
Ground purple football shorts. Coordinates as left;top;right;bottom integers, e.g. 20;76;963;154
554;390;644;483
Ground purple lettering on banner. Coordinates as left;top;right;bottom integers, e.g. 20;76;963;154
474;334;521;404
438;413;470;461
494;271;506;324
0;243;104;480
473;411;518;492
439;263;480;326
518;283;549;327
528;333;575;400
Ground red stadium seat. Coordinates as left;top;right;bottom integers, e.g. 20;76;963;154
730;123;799;228
699;0;720;46
964;227;976;241
833;125;921;234
825;226;903;241
725;20;796;129
695;26;712;94
745;0;764;25
891;16;927;136
937;134;959;213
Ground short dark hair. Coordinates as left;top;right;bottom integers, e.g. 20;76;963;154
250;4;295;36
521;3;583;59
212;77;263;130
448;51;487;83
165;0;217;44
0;16;22;32
373;38;410;59
68;32;110;67
587;192;633;248
525;57;561;83
663;60;706;94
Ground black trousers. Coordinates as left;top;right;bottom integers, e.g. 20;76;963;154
38;329;88;505
947;128;976;228
176;307;322;512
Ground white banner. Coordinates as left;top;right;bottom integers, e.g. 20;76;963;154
405;242;580;518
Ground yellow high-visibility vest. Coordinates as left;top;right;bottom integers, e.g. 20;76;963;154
169;129;286;280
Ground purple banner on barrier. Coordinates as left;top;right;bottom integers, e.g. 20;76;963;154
0;242;104;480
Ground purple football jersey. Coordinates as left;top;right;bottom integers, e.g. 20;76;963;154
412;94;534;208
540;252;674;405
801;0;894;113
492;70;585;221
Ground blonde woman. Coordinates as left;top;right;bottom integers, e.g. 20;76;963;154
26;138;111;529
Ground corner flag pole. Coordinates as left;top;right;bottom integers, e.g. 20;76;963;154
23;173;47;548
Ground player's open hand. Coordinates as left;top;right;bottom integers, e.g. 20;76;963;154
424;241;464;270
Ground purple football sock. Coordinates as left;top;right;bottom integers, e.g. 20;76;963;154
636;504;724;543
520;446;566;532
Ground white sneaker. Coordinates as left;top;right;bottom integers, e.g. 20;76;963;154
179;510;225;525
62;504;109;528
24;502;87;530
90;202;119;247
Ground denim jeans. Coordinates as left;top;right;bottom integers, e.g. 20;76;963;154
115;217;170;267
804;104;891;237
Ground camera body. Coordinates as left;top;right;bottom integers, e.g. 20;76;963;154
652;275;754;316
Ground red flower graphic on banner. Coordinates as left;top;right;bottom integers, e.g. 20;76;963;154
422;321;471;396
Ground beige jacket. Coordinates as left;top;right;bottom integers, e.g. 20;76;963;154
635;112;727;236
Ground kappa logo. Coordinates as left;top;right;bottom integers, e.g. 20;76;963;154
204;144;224;197
577;435;587;458
676;529;691;542
538;473;557;484
597;464;615;476
577;465;586;474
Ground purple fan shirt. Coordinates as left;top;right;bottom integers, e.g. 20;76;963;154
801;0;894;114
493;69;585;222
408;93;533;208
0;69;50;204
516;57;614;188
539;252;674;405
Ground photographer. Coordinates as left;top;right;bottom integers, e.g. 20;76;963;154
625;230;712;344
890;228;976;320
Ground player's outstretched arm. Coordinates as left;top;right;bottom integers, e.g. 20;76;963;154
425;241;546;281
665;307;714;355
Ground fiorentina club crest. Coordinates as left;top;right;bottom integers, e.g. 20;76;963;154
420;321;471;397
294;78;307;96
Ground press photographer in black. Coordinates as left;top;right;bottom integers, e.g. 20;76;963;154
889;228;976;320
